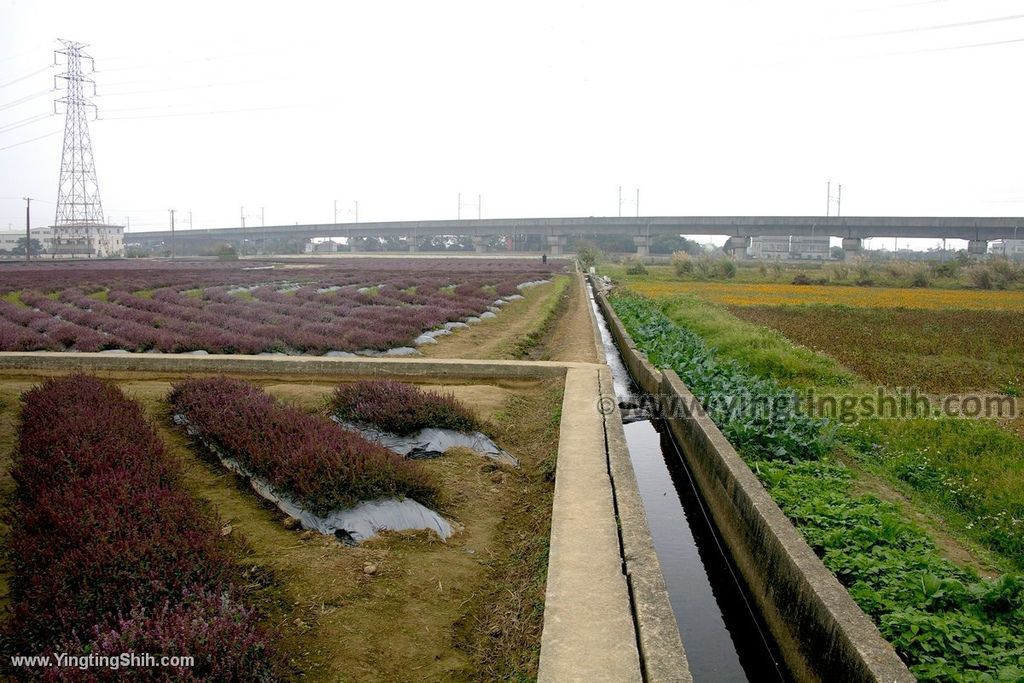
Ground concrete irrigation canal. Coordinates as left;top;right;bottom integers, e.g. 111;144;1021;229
588;283;790;682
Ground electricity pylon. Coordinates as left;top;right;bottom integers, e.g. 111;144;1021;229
53;39;104;257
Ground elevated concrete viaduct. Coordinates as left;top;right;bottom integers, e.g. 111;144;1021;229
129;216;1024;258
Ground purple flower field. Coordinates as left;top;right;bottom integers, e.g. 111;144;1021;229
0;258;561;354
7;375;283;679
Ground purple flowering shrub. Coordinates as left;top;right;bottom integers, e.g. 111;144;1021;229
330;380;480;436
5;375;283;679
168;376;437;515
47;592;281;682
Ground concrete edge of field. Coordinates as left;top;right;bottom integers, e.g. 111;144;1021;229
591;279;915;683
0;351;596;380
538;366;643;682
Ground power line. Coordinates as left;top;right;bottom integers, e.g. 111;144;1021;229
847;12;1024;38
0;89;53;112
0;129;62;152
97;46;288;73
0;65;52;89
96;76;284;99
0;112;51;134
100;99;344;121
0;196;54;204
877;34;1024;56
0;41;54;65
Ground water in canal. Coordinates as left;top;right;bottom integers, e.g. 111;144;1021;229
588;283;789;683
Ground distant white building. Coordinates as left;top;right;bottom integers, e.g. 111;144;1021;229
749;236;790;259
790;235;830;260
305;239;340;253
749;235;831;260
0;227;53;254
990;239;1024;260
50;224;124;258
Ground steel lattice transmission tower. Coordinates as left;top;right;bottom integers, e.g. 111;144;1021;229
52;39;114;257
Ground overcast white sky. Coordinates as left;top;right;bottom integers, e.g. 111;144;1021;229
1;0;1022;249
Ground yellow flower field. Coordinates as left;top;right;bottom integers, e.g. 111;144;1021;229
629;280;1024;311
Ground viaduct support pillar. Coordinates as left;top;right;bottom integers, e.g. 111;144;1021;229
633;235;649;260
547;234;567;256
842;237;862;260
471;235;486;253
724;235;751;258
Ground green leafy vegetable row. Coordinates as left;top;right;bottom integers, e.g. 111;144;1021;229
611;292;833;461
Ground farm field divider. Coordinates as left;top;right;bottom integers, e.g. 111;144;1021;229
591;277;914;683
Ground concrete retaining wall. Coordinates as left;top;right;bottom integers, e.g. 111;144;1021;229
0;352;570;382
591;283;914;683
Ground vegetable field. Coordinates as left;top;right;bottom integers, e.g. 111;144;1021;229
727;305;1024;393
0;259;559;354
611;292;1024;682
621;279;1024;311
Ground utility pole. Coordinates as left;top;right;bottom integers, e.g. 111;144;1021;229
457;192;461;220
478;194;481;220
169;209;175;259
619;186;639;217
240;206;246;256
826;181;842;217
188;210;193;230
334;199;338;224
354;200;358;223
23;197;31;261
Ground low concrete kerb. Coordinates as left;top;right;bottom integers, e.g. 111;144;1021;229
538;366;642;682
0;351;602;381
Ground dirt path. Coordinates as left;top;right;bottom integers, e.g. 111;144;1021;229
545;271;601;365
424;271;600;364
421;276;567;360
